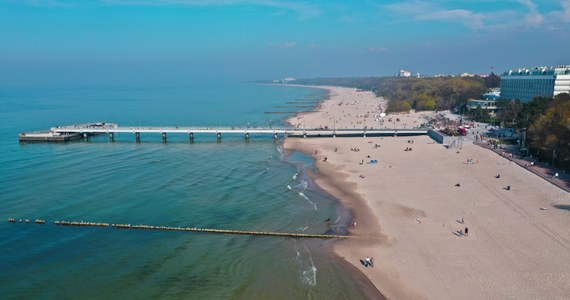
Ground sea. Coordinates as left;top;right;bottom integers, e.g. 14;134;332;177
0;83;373;299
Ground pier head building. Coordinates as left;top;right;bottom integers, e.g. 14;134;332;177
500;65;570;102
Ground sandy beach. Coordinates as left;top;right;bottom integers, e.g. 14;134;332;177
284;86;570;299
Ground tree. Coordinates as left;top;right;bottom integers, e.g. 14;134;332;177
525;93;570;170
484;72;500;88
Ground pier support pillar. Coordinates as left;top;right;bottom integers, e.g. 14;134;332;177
245;132;250;142
135;132;140;143
363;132;367;138
333;131;336;138
109;132;114;142
394;131;398;137
162;132;167;143
189;132;194;143
217;132;222;143
274;132;279;141
83;133;88;141
303;131;307;138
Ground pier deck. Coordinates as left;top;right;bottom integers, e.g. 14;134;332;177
20;122;429;142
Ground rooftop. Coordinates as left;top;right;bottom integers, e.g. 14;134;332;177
502;65;570;76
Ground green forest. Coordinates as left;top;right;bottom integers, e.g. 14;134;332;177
378;77;491;112
293;74;500;112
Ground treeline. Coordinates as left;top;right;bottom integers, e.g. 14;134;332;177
498;93;570;171
290;73;500;113
379;77;489;112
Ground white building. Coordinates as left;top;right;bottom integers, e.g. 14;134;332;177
500;65;570;102
483;88;501;100
398;69;412;77
466;99;498;113
272;77;296;84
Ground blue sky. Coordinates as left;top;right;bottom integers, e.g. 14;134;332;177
1;0;569;86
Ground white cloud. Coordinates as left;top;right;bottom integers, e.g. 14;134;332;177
382;0;558;31
417;9;484;30
384;1;484;29
519;0;544;27
551;0;570;22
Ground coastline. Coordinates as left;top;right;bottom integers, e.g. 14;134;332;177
280;84;389;299
281;84;570;299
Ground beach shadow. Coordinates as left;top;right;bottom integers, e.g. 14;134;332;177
359;259;368;267
455;219;464;224
552;204;570;211
452;230;464;237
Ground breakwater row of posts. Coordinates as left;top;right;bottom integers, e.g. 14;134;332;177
8;218;355;239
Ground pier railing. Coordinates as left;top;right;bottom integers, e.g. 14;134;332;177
20;122;429;142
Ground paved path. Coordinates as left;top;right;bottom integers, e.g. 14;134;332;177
475;141;570;193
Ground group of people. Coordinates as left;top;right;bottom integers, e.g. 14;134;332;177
466;158;478;164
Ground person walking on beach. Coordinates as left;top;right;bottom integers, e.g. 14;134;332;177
465;227;469;236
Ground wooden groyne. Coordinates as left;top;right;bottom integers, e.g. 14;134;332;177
9;218;355;239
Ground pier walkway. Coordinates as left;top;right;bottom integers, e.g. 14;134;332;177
34;122;428;142
20;122;428;142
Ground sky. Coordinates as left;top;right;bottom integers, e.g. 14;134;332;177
1;0;569;86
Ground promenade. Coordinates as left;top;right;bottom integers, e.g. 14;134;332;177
476;142;570;192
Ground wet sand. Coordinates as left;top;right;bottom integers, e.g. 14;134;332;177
284;85;570;300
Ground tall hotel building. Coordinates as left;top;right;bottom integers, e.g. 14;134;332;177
500;65;570;102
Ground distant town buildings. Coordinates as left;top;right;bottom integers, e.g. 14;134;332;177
433;74;455;78
396;70;491;79
398;69;412;77
500;65;570;102
397;69;420;78
272;77;296;84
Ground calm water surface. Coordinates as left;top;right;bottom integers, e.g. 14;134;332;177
0;83;370;299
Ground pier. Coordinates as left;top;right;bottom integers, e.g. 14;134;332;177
19;122;428;143
8;218;358;239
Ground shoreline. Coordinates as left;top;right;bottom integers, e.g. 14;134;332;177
280;84;388;299
281;84;570;299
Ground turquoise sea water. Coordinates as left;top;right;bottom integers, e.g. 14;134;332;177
0;83;371;299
